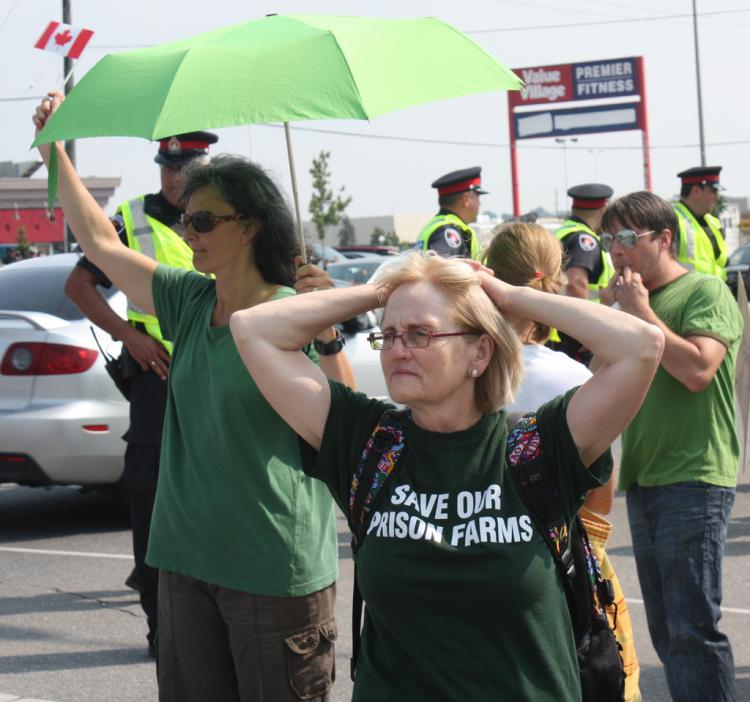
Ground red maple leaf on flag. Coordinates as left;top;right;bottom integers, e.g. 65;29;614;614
54;29;73;46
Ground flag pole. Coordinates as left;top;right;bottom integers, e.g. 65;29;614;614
62;0;75;252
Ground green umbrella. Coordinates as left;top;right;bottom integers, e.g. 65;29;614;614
34;14;522;256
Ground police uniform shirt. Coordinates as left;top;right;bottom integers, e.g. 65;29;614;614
560;216;604;283
426;208;473;258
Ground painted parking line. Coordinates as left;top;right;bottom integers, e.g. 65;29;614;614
0;546;131;560
629;597;750;616
0;694;56;702
6;551;749;615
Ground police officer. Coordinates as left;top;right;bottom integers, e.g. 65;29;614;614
64;131;218;657
550;183;614;364
415;167;485;259
674;166;727;280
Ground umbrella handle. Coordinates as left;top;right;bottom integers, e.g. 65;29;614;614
284;121;307;264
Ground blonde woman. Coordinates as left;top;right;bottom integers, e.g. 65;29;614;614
230;252;662;701
485;222;642;700
484;222;592;413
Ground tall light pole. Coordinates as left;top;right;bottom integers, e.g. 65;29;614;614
554;137;578;193
589;149;604;180
692;0;707;166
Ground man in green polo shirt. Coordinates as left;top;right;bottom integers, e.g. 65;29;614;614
599;190;741;702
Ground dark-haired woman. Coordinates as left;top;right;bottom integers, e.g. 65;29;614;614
34;92;352;702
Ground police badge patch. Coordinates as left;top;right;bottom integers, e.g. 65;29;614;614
578;234;597;252
444;228;462;249
167;136;182;155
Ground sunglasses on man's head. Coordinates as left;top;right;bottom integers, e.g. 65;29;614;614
180;211;247;234
600;229;655;252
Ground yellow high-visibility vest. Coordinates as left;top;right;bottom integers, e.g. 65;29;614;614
673;202;727;281
554;219;614;300
120;196;194;354
550;220;614;344
416;212;480;260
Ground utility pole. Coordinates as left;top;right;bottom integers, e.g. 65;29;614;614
589;149;604;181
62;0;75;251
692;0;707;166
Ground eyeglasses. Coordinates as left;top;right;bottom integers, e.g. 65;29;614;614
600;229;655;252
367;329;474;350
180;211;247;233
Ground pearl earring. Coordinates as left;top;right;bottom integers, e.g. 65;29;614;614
470;368;479;378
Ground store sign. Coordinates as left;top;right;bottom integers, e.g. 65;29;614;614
514;101;642;140
509;57;639;107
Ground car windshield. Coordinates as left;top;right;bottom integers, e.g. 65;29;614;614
0;264;117;321
728;247;750;266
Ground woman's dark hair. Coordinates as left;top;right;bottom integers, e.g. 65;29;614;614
602;191;680;255
181;154;298;286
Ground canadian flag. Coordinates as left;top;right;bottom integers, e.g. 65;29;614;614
34;21;94;59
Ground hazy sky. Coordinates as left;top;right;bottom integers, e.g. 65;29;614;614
1;0;748;219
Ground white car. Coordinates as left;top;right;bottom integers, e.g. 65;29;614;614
0;253;392;493
0;254;129;489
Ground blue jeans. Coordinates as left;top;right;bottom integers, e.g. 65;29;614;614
627;482;736;702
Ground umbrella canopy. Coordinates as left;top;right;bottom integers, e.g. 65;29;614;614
34;14;522;143
33;14;523;255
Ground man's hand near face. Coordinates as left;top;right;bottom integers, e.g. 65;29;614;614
613;265;653;321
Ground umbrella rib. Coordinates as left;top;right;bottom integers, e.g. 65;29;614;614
325;30;370;119
150;50;199;139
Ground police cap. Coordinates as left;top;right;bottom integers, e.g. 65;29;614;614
431;167;488;196
154;131;219;166
677;166;724;191
567;183;613;210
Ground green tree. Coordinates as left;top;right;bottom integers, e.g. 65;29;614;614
370;227;399;246
337;216;356;246
714;194;727;217
308;150;352;242
16;226;32;259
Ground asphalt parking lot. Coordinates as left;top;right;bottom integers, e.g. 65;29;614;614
0;470;748;702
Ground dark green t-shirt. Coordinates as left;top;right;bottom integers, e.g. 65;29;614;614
146;265;337;596
620;271;743;490
301;382;611;701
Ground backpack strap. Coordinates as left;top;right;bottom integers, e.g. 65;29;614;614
348;408;410;680
506;411;591;640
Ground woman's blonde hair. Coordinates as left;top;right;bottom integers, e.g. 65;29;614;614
483;222;566;344
376;253;523;414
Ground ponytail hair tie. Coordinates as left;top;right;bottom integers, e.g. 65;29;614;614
533;271;543;279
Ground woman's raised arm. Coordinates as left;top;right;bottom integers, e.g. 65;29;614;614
230;284;381;450
480;272;664;466
34;92;158;315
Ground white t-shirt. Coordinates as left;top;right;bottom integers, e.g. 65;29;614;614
507;344;592;413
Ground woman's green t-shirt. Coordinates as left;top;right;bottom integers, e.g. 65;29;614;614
146;265;337;596
301;382;611;701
